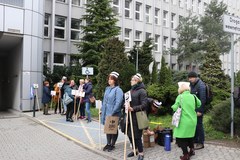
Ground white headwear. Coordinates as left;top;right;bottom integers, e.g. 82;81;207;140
133;73;142;81
178;82;190;88
110;71;119;78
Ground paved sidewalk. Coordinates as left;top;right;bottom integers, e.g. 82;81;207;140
22;110;240;160
0;111;108;160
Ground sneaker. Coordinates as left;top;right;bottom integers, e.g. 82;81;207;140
103;144;110;151
108;145;115;152
195;143;204;150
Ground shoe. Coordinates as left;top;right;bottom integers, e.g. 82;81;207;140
180;154;190;160
195;143;204;150
189;148;195;157
69;118;74;122
66;118;70;122
103;144;110;151
108;145;115;152
45;113;51;115
127;151;138;157
138;155;144;160
87;120;91;123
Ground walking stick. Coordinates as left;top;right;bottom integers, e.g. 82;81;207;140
76;97;81;119
123;104;129;160
99;102;102;150
129;111;136;156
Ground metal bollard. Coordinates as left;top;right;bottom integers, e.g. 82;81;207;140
164;134;171;151
33;95;36;117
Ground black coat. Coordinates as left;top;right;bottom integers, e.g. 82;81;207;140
127;83;148;139
42;86;51;104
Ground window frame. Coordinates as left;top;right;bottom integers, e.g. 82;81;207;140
145;5;151;23
44;14;50;38
135;2;142;21
71;18;81;41
54;15;66;39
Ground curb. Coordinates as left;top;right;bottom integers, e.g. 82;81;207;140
21;112;121;160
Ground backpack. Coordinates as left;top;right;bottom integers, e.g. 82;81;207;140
233;87;240;108
205;83;213;105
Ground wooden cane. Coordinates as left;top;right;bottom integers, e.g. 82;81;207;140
129;111;136;156
50;95;53;111
99;103;102;150
123;104;129;160
76;97;81;119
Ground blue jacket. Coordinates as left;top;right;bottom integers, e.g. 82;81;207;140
83;82;93;103
42;86;51;104
64;85;74;100
101;86;124;125
190;78;206;114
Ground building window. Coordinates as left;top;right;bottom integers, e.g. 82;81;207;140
154;35;160;51
135;30;142;40
112;0;120;15
135;2;141;21
56;0;66;3
55;16;66;39
124;28;131;48
54;53;65;66
71;19;81;40
146;5;151;23
171;38;176;48
163;10;168;27
43;52;50;65
163;36;168;50
125;0;131;18
179;0;184;8
44;14;50;37
171;13;176;29
155;8;160;25
72;0;81;6
146;32;151;40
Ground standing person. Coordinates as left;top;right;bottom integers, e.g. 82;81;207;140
127;73;147;160
53;82;61;114
64;82;74;122
101;71;124;152
83;77;93;123
60;76;67;115
78;79;85;119
172;82;201;160
42;81;51;115
188;71;206;150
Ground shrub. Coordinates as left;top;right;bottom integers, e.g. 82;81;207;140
209;99;240;136
147;84;178;115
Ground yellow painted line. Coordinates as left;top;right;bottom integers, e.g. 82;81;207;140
149;121;163;125
38;119;94;149
80;120;96;148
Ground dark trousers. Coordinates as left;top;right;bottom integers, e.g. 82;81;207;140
106;131;118;146
80;102;85;117
43;103;49;114
176;138;194;155
66;102;74;120
128;137;143;153
194;116;205;144
54;101;61;113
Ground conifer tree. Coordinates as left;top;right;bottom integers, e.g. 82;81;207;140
151;61;158;84
159;56;173;86
78;0;120;66
96;37;135;99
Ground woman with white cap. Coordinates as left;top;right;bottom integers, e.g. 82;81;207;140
101;71;124;152
171;82;201;160
127;73;148;160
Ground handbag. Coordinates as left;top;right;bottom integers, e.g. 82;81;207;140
63;92;73;105
104;116;119;134
89;96;96;103
172;95;182;127
136;107;149;129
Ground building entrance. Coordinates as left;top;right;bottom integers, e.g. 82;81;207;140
0;32;23;111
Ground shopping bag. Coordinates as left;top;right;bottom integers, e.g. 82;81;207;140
104;116;119;134
136;111;149;129
172;107;182;127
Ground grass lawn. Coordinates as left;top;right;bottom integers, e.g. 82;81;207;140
91;106;235;141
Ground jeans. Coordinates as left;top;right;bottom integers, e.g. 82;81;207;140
85;102;91;121
61;99;67;113
194;116;205;144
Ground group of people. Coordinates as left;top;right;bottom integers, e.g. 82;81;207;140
41;76;93;123
42;70;206;160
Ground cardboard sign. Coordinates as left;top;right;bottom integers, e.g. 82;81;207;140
51;91;56;96
71;90;77;96
95;100;102;109
33;84;39;89
124;91;131;113
104;116;119;134
79;91;85;97
57;82;63;88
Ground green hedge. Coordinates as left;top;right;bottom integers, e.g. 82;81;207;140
209;99;240;136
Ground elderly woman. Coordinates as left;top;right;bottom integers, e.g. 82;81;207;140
101;71;124;152
127;73;147;160
171;82;201;160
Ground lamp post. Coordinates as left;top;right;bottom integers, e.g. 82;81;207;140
134;40;141;72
